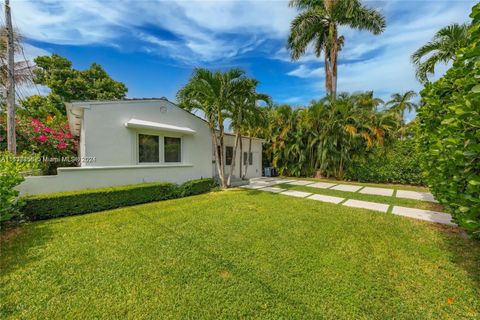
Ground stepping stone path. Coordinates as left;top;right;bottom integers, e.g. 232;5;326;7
286;180;315;186
396;190;438;203
308;194;344;204
261;187;285;193
342;199;389;213
359;187;394;197
240;177;454;226
392;206;456;226
330;184;363;192
308;182;336;189
280;190;312;198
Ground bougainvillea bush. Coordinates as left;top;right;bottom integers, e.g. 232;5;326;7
1;116;78;174
417;4;480;238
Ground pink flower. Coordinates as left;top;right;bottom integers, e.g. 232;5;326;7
31;119;42;125
65;132;73;139
33;126;40;133
57;142;67;149
43;127;52;133
56;131;65;138
37;135;48;144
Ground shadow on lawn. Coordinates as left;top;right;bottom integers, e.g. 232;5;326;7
0;221;54;277
434;224;480;290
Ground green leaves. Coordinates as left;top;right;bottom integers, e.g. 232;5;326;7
417;3;480;239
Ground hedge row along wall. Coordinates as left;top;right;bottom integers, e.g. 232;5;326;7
22;178;216;220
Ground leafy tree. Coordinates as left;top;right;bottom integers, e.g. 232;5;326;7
287;0;385;98
177;68;254;188
33;54;127;103
416;4;480;238
411;23;470;83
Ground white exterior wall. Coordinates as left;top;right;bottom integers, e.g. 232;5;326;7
18;100;213;195
17;164;205;195
214;134;263;179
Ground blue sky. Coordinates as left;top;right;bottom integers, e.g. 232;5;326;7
13;0;476;107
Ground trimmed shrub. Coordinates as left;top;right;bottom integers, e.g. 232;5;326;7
179;178;217;197
417;4;480;239
345;139;424;185
22;183;178;220
22;178;217;221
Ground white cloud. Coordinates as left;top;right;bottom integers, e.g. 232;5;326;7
286;0;476;96
11;0;294;63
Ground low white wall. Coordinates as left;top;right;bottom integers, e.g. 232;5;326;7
17;164;212;196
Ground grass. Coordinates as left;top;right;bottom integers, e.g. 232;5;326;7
284;176;429;192
1;190;479;319
276;183;444;212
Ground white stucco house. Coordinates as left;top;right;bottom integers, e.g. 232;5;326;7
18;98;264;195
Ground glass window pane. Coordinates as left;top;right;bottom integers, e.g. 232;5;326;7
226;146;233;165
249;152;253;165
139;134;159;163
164;137;181;162
243;152;248;165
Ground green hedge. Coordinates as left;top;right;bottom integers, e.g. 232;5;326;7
416;4;480;239
345;139;425;186
22;178;216;221
179;178;217;197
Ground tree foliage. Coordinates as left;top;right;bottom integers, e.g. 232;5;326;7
417;4;480;238
177;68;266;188
33;54;127;102
287;0;385;97
262;92;401;179
411;23;470;83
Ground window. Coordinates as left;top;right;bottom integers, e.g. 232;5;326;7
243;152;253;165
164;137;181;162
138;134;159;163
225;146;233;165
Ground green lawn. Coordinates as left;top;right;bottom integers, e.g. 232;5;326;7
276;183;444;212
1;190;479;319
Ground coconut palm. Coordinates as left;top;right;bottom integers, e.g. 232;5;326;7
411;23;470;83
385;90;417;125
176;68;249;188
287;0;385;98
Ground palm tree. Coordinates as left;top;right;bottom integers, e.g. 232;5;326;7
176;68;248;188
227;78;270;185
287;0;385;98
411;23;470;83
385;90;417;125
0;27;33;91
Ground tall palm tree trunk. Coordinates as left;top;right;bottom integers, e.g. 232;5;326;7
239;133;243;179
243;137;252;179
211;128;226;188
227;133;240;187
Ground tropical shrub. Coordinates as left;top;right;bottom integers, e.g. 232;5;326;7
262;92;401;178
417;4;480;238
0;151;41;223
22;178;216;221
346;139;424;185
179;178;217;197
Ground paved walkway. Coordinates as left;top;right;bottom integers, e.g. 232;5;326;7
242;177;455;227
